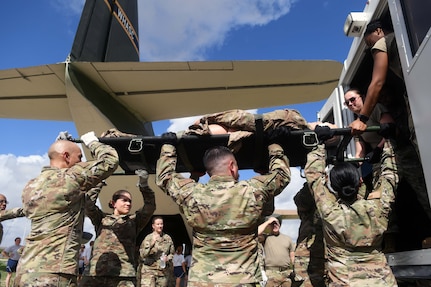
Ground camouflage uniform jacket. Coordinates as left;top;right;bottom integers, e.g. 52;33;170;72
156;143;290;284
195;109;309;131
139;232;175;271
184;109;309;152
18;141;119;276
293;184;325;287
84;183;156;277
0;207;25;244
305;141;398;286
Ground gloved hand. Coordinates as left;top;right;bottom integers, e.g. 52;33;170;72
265;126;291;144
379;123;396;139
161;132;178;145
98;180;107;187
314;125;335;143
260;270;268;287
365;146;383;164
80;131;99;147
135;169;149;187
56;131;73;141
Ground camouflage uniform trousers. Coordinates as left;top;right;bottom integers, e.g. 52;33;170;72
78;276;136;287
294;240;326;287
138;266;170;287
265;268;293;287
325;247;397;287
13;273;77;287
189;109;308;134
184;109;309;153
187;283;258;287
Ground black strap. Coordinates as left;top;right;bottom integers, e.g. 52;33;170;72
253;114;264;172
176;140;194;172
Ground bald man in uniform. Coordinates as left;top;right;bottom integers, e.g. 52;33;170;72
15;132;119;287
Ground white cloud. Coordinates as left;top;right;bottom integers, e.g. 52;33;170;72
52;0;85;15
51;0;297;61
139;0;296;60
0;154;47;247
167;115;202;133
276;167;305;210
49;0;297;60
0;154;48;208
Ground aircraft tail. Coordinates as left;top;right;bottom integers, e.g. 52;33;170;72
67;0;153;136
70;0;139;62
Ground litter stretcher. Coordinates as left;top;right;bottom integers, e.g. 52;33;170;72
71;126;382;174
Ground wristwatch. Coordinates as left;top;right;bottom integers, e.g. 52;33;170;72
358;114;369;123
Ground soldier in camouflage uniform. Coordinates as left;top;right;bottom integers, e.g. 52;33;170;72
0;194;8;243
353;20;431;223
138;216;175;287
258;216;295;287
183;108;303;220
79;169;156;287
0;194;25;244
305;137;398;286
184;109;309;152
155;133;291;287
184;109;340;150
14;131;119;287
293;184;325;287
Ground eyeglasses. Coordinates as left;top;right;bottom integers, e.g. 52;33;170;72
344;96;358;106
0;200;8;204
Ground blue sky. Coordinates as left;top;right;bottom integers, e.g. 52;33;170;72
0;0;366;245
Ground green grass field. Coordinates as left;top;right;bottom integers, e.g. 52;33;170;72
0;259;6;286
0;258;15;287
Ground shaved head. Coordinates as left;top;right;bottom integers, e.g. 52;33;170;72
203;146;239;179
48;140;78;158
48;140;83;168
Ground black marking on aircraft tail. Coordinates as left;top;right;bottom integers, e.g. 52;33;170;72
70;0;139;62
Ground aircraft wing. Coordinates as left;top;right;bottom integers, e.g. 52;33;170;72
0;59;341;125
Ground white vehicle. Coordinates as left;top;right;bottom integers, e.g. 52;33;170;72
319;0;431;283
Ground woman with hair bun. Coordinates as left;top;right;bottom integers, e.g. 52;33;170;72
305;136;399;286
79;170;156;287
